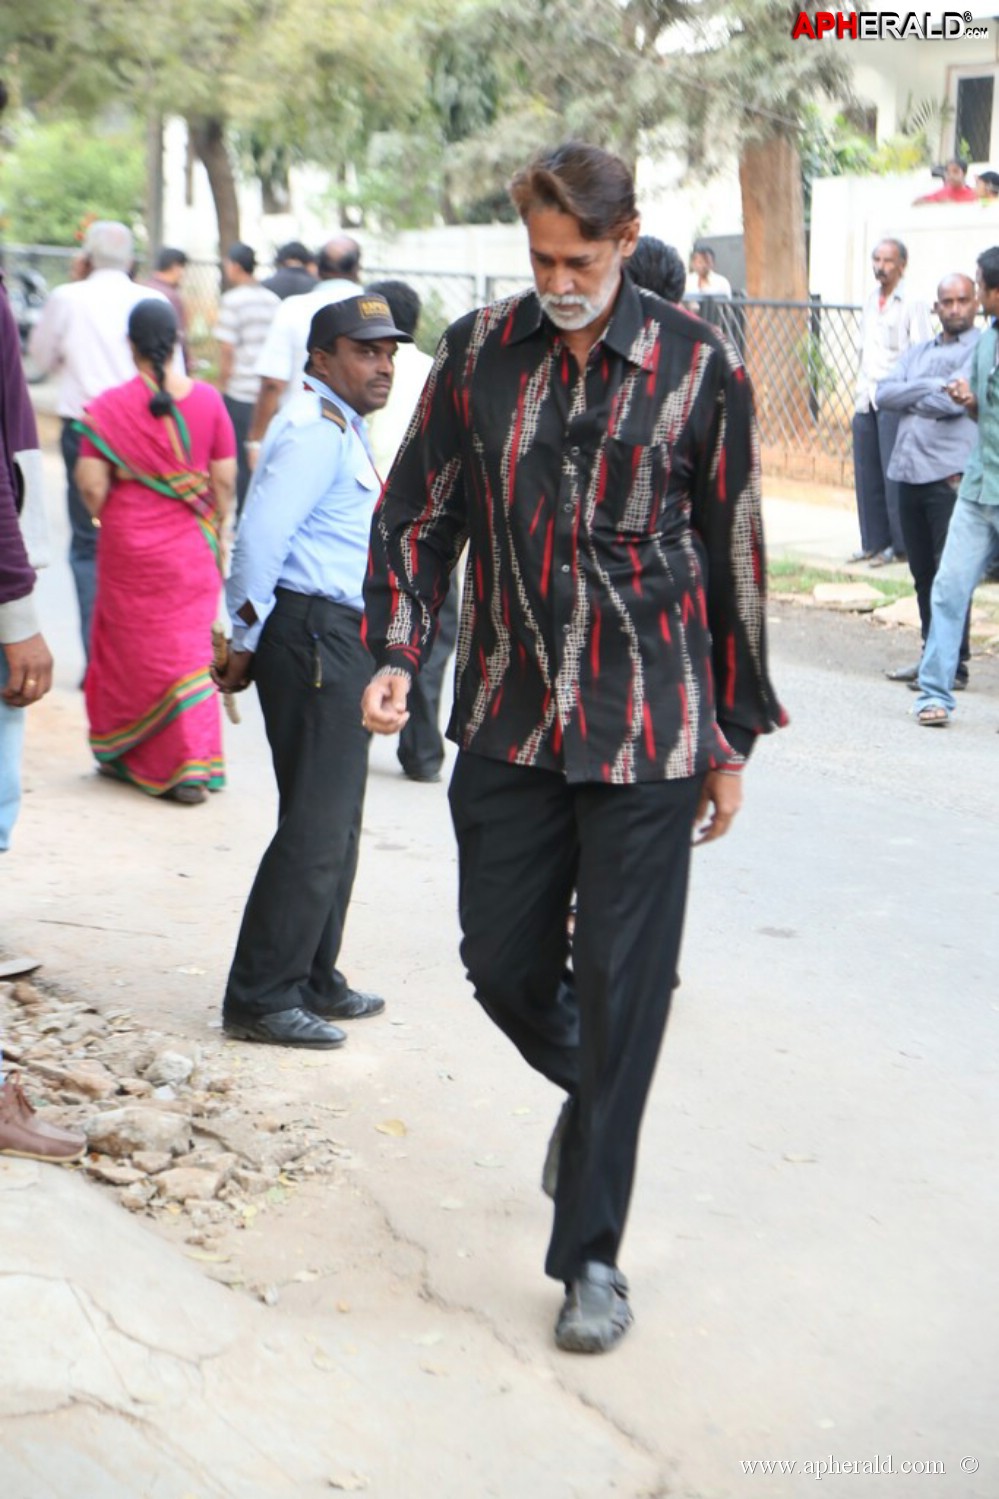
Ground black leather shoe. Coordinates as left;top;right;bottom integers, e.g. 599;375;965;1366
402;761;441;785
868;546;897;568
908;672;968;693
222;1006;346;1048
846;549;876;564
307;988;386;1020
885;662;920;682
555;1262;634;1354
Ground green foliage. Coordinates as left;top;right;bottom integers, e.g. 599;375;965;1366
0;117;144;244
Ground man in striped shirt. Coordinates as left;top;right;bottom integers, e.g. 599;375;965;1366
362;142;784;1355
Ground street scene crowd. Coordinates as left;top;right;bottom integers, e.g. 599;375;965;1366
3;134;999;1375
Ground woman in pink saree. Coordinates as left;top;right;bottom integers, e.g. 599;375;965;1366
75;299;236;804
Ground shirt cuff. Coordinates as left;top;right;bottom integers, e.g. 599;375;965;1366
0;595;41;645
718;721;755;760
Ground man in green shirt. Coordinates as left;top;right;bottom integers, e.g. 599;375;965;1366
915;246;999;726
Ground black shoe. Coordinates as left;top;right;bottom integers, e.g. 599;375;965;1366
222;1006;346;1048
401;765;442;783
908;673;968;692
868;547;896;568
542;1097;573;1199
885;662;920;683
555;1262;634;1354
846;549;876;564
307;988;386;1020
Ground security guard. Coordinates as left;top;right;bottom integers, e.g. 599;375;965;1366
214;294;411;1047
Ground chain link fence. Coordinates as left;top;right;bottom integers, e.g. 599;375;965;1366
5;241;871;481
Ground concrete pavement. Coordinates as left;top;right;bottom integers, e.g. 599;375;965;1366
3;436;998;1497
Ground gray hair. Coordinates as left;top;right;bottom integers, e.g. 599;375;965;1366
82;220;134;271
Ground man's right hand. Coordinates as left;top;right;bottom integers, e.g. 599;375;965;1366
210;648;254;693
2;634;54;707
945;377;977;415
361;673;411;734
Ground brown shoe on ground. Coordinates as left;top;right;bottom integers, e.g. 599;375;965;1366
0;1075;87;1163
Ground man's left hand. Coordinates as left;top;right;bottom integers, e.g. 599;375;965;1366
2;634;54;707
693;769;743;845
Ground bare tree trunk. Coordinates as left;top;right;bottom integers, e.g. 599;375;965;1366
187;115;240;253
738;133;807;301
739;132;811;447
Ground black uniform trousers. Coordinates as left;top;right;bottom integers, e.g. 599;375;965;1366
852;408;904;555
397;574;460;778
222;394;254;517
898;478;971;672
224;590;372;1017
448;751;702;1284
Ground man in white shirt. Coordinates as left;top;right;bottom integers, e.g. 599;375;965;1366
245;234;362;461
28;220;174;659
683;245;732;302
849;237;933;567
365;279;458;784
215;242;279;514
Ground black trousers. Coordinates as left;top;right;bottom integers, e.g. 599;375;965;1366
223;395;254;517
397;575;459;777
448;752;702;1283
898;478;971;670
224;591;372;1016
852;408;904;555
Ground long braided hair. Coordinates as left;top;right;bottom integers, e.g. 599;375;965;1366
127;298;179;418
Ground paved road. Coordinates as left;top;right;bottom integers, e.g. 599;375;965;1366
2;455;997;1497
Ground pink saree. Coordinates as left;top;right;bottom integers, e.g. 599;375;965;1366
77;376;236;797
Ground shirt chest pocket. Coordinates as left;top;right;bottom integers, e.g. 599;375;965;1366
593;437;672;537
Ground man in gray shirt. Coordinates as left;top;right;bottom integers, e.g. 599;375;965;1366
876;273;979;687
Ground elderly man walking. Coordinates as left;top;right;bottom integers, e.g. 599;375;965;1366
28;221;175;659
362;141;784;1354
849;238;932;568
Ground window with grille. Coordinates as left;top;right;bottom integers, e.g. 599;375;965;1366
955;75;994;161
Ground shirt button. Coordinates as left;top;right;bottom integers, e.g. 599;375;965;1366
569;445;581;457
562;622;571;632
560;563;571;574
563;502;573;513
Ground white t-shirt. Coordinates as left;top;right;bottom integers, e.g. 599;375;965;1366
215;282;280;404
253;278;358;395
683;270;732;300
28;269;180;418
367;342;434;475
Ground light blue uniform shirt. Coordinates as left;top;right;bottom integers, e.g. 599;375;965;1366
227;374;380;652
959;321;999;507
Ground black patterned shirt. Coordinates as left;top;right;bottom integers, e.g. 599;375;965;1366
364;278;785;784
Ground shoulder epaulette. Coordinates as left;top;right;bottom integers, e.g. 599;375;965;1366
320;398;348;433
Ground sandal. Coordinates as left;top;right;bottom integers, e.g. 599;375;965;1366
917;705;950;728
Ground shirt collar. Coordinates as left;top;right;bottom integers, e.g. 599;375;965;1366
505;275;650;368
302;372;359;424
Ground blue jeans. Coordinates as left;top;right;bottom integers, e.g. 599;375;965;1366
916;498;999;714
0;653;26;853
61;419;96;660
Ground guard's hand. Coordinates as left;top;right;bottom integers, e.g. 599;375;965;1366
2;634;54;707
210;648;254;693
693;769;743;846
361;673;411;734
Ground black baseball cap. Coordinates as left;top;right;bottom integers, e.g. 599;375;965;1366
307;294;413;350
